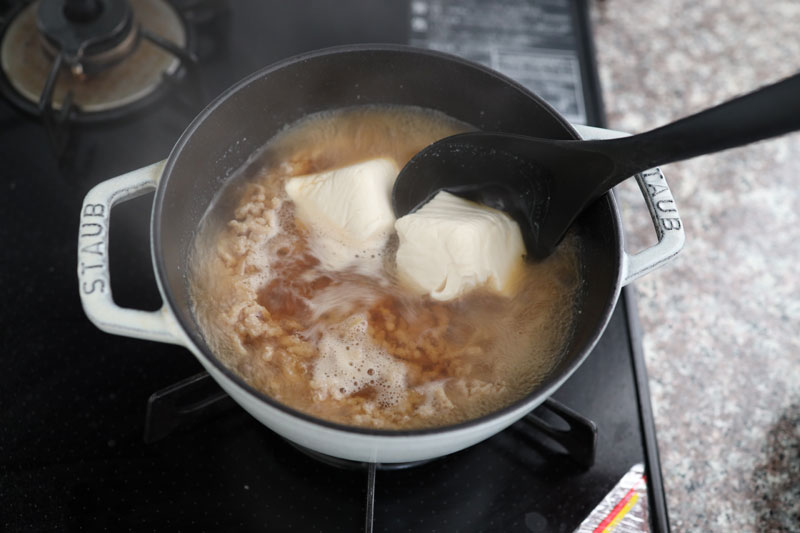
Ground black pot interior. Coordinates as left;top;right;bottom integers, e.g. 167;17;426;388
153;46;621;431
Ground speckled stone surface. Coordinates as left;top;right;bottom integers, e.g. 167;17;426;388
588;1;800;531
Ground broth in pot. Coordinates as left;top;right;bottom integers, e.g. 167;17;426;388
189;105;582;430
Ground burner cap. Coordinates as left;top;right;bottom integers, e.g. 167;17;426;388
37;0;136;76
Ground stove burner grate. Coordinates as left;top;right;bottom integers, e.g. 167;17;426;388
144;371;599;533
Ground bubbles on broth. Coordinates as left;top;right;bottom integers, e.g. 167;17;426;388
188;105;583;430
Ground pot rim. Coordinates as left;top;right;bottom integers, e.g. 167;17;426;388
151;43;623;439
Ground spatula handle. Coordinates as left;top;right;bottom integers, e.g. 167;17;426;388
610;72;800;178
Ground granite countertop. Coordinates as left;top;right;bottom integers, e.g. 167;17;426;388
589;1;800;530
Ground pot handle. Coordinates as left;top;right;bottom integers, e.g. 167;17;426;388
573;125;685;286
78;161;185;345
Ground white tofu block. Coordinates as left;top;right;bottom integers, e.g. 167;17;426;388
285;158;399;244
395;191;526;301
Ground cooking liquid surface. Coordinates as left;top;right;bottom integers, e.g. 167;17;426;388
189;105;582;429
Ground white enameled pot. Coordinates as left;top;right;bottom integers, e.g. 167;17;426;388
77;46;683;463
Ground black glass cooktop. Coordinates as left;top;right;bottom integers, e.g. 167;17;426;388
0;1;669;531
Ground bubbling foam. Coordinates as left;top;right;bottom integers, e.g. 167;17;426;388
311;314;407;408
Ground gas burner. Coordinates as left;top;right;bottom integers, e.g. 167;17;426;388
143;371;598;470
142;370;599;533
0;0;191;118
